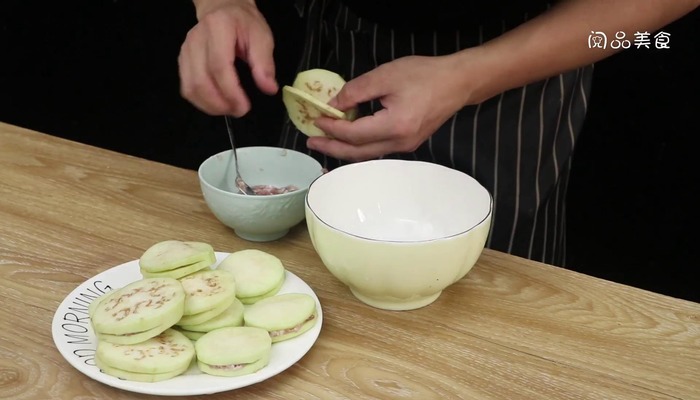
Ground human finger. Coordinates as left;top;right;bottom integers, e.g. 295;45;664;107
205;20;251;117
246;24;278;95
314;109;395;145
178;32;233;115
306;136;397;162
327;70;387;112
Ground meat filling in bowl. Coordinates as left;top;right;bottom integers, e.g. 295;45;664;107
251;185;299;196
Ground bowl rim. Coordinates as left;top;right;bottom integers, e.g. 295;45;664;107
198;146;323;199
304;160;494;243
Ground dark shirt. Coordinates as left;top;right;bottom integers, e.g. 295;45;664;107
339;0;552;32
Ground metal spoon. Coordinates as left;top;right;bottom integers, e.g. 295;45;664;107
224;115;256;195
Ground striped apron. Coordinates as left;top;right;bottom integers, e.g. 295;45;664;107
280;0;594;266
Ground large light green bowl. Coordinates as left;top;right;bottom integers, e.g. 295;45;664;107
198;147;323;242
305;160;493;311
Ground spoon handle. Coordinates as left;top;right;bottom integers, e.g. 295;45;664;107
224;115;256;195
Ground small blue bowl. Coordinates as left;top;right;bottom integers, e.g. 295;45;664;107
198;147;323;242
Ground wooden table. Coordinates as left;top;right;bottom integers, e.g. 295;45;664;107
1;121;698;400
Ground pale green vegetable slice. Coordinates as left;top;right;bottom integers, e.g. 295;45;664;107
97;324;166;346
96;355;190;382
88;290;117;320
175;327;206;341
283;86;347;137
292;68;347;103
178;298;244;332
243;293;318;343
293;68;358;122
198;354;270;378
140;259;211;280
238;278;284;305
264;309;317;343
96;328;195;375
179;269;236;316
217;249;286;301
176;296;233;326
139;240;215;273
96;302;183;345
90;277;185;336
283;68;358;137
195;326;272;377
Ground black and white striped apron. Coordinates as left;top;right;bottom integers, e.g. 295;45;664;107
280;0;594;267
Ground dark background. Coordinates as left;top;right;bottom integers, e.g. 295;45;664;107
1;1;697;302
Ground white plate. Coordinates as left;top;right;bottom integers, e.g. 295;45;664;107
51;252;323;396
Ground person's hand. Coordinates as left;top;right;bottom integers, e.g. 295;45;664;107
178;0;278;117
308;53;483;161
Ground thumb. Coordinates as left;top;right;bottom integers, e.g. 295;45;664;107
329;71;383;111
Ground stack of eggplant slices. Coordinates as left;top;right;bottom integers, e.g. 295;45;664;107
88;240;319;382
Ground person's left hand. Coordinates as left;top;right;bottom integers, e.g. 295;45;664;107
307;54;473;161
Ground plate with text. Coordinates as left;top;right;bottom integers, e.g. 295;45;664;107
51;252;323;396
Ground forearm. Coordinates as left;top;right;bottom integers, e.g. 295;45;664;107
456;0;699;103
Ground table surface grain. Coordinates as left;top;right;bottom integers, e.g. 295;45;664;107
1;122;698;400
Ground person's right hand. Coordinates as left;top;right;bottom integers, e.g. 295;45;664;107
178;0;278;117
